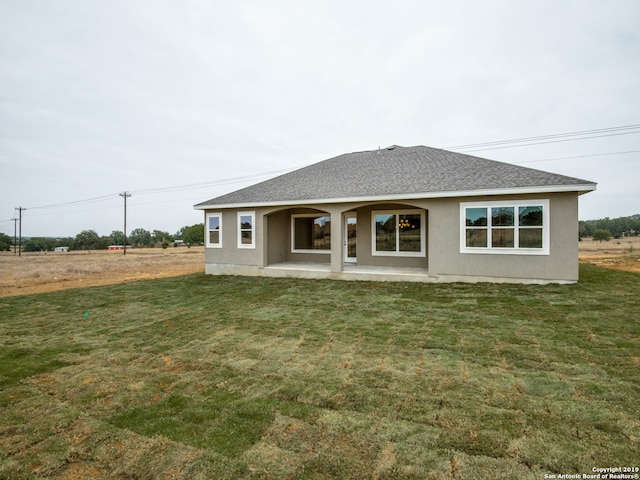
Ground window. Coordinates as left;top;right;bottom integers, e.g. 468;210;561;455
372;210;425;256
237;212;255;248
460;200;549;254
206;213;222;248
291;214;331;253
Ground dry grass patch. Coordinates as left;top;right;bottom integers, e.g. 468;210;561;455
0;247;203;297
579;236;640;273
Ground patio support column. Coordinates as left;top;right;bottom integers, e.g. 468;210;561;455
258;211;267;268
330;209;343;273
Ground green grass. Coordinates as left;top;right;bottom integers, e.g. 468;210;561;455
0;264;638;479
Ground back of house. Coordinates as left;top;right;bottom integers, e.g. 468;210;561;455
194;145;596;284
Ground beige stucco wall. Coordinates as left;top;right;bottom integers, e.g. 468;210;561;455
204;209;262;267
423;193;579;282
202;191;581;283
352;203;429;269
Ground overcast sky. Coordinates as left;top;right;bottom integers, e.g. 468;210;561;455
1;1;639;238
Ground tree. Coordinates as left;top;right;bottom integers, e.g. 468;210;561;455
578;221;592;240
152;230;172;246
129;228;152;247
592;229;611;243
0;232;12;252
73;230;100;251
97;236;112;250
182;223;204;245
581;215;640;239
110;230;124;245
24;237;57;252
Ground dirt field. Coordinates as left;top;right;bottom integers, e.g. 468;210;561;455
1;238;638;298
0;247;204;298
577;236;640;274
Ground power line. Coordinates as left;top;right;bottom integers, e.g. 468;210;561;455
9;124;639;221
27;193;117;210
131;168;293;196
22;168;293;212
446;124;640;152
513;149;640;164
455;131;640;153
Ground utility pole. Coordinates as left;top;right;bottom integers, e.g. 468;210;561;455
15;207;25;257
11;217;17;255
119;192;131;255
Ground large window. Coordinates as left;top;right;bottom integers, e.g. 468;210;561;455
461;200;549;254
291;214;331;253
206;213;222;248
372;210;425;256
237;211;255;249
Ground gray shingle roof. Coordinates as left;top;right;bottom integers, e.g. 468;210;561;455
195;145;596;208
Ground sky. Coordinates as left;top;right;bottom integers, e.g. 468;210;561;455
1;0;639;238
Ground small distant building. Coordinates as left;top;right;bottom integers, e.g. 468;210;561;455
108;245;132;250
54;246;69;252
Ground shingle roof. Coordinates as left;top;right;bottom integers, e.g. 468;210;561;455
195;145;596;208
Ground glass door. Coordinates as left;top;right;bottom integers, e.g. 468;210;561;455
344;213;357;263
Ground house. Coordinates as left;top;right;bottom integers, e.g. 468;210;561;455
194;145;596;284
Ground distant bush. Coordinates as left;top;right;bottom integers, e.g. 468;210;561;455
593;229;612;242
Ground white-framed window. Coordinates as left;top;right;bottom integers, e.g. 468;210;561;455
206;212;222;248
291;214;331;254
460;199;549;255
372;209;425;257
237;211;255;249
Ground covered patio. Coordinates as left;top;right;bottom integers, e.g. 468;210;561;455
264;261;434;282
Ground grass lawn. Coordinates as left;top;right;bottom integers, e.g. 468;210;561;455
0;265;638;479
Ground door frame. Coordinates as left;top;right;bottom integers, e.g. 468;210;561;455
344;212;357;263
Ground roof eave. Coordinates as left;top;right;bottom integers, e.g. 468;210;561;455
193;183;597;210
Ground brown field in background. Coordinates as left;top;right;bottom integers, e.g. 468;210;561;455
0;247;204;297
0;238;638;298
578;236;640;274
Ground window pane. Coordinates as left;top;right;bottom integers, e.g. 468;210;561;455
240;215;253;230
312;216;331;250
209;231;219;244
294;216;331;250
519;206;543;226
466;208;487;226
466;228;487;247
241;231;253;244
208;216;220;230
399;214;421;252
375;214;396;251
492;228;514;247
491;207;514;226
519;228;543;248
346;217;357;258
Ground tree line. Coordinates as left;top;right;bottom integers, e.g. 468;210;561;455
0;223;204;252
2;214;638;253
579;214;640;240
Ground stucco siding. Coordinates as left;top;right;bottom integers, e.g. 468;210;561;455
353;203;429;269
266;209;288;265
204;209;262;266
427;193;579;281
202;191;581;283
